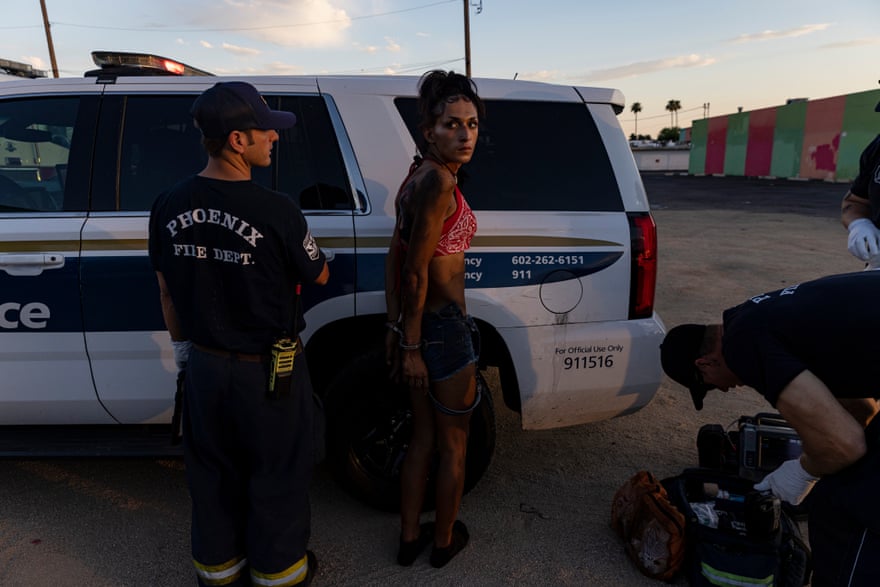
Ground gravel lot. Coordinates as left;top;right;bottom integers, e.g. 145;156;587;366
0;173;857;586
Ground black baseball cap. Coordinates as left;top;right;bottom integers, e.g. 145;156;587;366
191;81;296;139
659;324;715;410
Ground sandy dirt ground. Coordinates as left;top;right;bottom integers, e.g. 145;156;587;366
0;174;860;586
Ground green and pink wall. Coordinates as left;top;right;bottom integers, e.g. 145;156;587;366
688;89;880;182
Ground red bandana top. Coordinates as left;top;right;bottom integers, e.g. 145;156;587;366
434;185;477;256
396;162;477;257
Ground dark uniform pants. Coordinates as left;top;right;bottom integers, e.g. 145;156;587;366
183;347;314;586
808;417;880;586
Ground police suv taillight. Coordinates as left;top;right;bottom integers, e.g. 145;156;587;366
627;212;657;319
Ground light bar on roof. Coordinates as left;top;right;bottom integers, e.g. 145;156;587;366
90;51;213;76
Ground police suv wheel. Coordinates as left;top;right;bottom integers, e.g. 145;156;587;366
325;348;496;512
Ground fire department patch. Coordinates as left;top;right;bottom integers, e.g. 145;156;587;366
303;230;320;261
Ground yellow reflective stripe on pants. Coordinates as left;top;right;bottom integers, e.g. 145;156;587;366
251;553;309;587
193;555;247;586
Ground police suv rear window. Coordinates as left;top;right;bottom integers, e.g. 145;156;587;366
394;98;623;212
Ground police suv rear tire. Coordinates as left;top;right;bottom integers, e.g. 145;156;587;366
325;347;496;512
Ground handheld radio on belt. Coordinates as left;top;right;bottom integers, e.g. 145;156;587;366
268;283;301;398
268;338;297;394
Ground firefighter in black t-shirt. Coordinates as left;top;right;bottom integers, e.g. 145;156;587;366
148;82;328;587
660;271;880;586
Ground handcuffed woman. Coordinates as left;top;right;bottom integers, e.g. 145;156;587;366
384;69;485;569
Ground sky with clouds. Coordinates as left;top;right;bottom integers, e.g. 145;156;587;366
2;0;877;138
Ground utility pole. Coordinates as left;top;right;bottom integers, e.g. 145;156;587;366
463;1;482;78
463;0;471;78
39;0;59;78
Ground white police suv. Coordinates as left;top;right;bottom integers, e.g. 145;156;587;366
0;52;664;508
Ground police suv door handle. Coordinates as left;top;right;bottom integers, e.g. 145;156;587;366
323;249;335;262
0;253;65;277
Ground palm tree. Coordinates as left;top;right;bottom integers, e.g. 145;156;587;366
630;102;642;136
665;99;681;127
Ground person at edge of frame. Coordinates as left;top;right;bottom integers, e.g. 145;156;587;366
148;81;329;587
841;88;880;269
383;70;485;569
660;271;880;586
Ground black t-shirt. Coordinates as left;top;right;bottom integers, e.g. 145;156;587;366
722;271;880;406
148;175;326;354
851;134;880;225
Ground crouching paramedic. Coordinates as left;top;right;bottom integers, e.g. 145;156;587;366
660;271;880;586
148;81;329;586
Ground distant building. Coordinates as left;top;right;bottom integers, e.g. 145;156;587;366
630;143;690;172
687;88;880;181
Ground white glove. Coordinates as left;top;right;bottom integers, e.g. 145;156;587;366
172;340;192;371
753;458;818;505
847;218;880;262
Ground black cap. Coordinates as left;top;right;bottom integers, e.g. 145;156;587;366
191;81;296;139
660;324;715;410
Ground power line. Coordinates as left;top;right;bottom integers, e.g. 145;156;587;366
19;1;457;33
327;57;464;76
620;105;704;123
390;58;465;74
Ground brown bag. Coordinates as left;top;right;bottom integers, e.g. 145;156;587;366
611;470;686;581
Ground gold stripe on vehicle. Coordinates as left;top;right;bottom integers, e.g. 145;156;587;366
474;235;620;247
354;235;622;248
81;239;147;251
78;237;355;251
0;240;80;253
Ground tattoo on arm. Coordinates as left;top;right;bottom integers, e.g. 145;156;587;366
415;167;446;205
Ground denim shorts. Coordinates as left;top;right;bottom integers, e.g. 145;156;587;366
420;303;480;382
